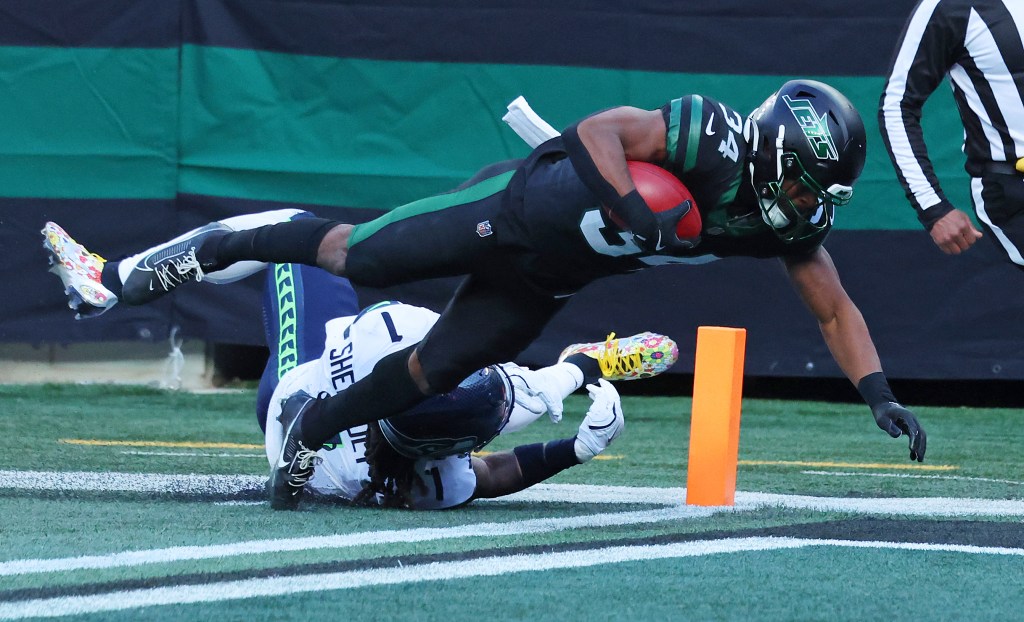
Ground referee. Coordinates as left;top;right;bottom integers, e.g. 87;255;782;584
879;0;1024;261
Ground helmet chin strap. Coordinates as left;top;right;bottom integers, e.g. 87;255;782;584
773;124;786;182
755;123;791;228
743;117;787;228
742;116;760;196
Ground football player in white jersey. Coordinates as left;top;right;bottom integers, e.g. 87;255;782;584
267;299;649;509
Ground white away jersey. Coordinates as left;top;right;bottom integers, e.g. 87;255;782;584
265;302;477;510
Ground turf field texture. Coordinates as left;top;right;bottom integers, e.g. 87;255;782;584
1;384;1022;621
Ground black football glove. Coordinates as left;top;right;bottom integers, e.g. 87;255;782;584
632;200;700;255
871;401;927;462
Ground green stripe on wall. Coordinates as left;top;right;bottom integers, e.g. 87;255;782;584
0;42;970;230
176;48;970;230
0;46;178;199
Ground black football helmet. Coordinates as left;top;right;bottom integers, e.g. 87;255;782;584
378;365;513;459
747;79;866;242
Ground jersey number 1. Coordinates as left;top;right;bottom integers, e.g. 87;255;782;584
381;312;403;343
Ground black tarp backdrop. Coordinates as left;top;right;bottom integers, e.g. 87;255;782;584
5;0;1024;386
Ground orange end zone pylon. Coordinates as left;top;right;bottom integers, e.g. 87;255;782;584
686;326;746;506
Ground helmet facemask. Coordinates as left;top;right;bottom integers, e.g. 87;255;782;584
757;149;853;243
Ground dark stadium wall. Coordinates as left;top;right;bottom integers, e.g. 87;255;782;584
4;0;1021;381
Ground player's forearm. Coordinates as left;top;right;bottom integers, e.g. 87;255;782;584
471;452;528;499
819;303;882;386
575;115;637;197
472;439;580;499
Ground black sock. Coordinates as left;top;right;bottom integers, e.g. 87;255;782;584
565;352;602;385
208;218;339;270
300;344;428;448
100;261;124;298
513;438;580;487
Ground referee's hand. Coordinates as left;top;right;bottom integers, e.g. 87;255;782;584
930;209;982;255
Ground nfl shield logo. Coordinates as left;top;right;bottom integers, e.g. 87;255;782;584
476;220;493;237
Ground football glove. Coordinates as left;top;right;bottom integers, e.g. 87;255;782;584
503;363;565;425
872;401;927;462
632;200;700;255
574;379;624;462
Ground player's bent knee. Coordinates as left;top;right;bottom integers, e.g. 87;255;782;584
316;224;353;275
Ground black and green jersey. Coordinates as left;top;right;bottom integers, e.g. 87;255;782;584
493;96;825;294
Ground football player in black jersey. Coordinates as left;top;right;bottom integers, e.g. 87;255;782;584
45;79;927;509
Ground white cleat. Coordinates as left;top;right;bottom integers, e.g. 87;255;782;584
118;222;231;305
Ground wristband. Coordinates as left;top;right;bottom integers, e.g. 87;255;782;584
610;190;659;240
513;438;580;488
919;199;955;231
856;371;897;409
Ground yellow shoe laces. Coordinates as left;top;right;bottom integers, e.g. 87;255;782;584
596;332;642;379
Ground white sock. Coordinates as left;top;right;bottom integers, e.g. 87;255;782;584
545;362;585;399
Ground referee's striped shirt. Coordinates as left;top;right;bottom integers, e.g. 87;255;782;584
879;0;1024;229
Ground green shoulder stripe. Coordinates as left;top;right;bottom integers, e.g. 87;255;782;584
683;94;703;172
666;98;682;163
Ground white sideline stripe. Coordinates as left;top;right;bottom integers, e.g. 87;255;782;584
490;482;686;505
0;506;714;576
3;471;1023;517
801;470;1024;486
0;471;265;495
501;485;1024;517
736;491;1024;517
2;537;1022;620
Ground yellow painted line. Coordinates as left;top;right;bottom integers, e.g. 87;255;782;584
60;439;263;450
64;439;625;459
739;459;957;472
473;450;623;461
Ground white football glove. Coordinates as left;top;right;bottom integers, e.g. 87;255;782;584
502;363;565;427
574;379;624;462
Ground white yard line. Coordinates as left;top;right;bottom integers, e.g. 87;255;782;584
495;484;1024;517
2;471;1023;516
0;506;715;576
801;469;1024;486
0;470;265;495
736;490;1024;517
1;537;1022;620
2;470;1023;578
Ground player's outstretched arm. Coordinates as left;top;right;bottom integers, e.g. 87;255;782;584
783;248;926;462
471;380;624;499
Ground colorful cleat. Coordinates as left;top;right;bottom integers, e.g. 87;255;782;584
41;222;118;319
558;331;678;381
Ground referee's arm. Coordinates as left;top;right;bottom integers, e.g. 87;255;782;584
879;0;960;232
